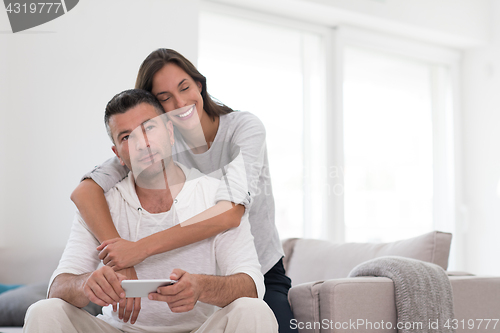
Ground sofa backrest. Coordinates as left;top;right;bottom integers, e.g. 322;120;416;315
283;230;452;286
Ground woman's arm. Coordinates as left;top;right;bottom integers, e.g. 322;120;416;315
73;154;246;270
71;179;121;242
97;202;244;270
71;156;129;241
73;177;245;269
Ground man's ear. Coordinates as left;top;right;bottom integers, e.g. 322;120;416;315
111;146;126;166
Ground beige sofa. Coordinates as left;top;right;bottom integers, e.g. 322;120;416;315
283;231;500;333
2;231;499;332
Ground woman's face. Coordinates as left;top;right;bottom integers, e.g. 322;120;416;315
151;63;205;132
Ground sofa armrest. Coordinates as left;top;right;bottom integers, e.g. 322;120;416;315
289;275;500;333
450;276;500;332
318;277;397;333
289;281;324;333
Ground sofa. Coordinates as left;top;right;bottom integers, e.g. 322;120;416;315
283;231;500;333
1;231;499;332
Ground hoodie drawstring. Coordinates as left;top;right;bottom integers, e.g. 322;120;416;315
135;207;143;242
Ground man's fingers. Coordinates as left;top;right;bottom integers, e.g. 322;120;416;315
87;281;115;306
130;298;141;324
157;275;188;295
92;283;117;305
148;292;167;302
170;268;185;281
169;303;195;313
123;298;134;323
118;298;127;320
164;296;195;313
103;268;125;299
148;291;191;306
83;284;109;307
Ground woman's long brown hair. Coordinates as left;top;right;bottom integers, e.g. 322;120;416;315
135;48;233;120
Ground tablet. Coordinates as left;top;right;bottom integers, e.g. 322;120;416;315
121;279;177;298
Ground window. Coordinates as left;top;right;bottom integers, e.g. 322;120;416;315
343;46;435;242
199;9;326;239
340;28;460;246
198;8;460;254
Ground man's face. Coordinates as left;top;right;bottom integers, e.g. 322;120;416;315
109;103;174;181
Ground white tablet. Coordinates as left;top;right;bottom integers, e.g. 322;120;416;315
121;279;177;298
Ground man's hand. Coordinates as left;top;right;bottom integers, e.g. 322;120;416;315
148;269;202;313
97;238;147;270
115;267;141;325
82;266;126;307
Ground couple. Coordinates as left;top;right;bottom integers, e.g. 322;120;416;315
24;49;292;332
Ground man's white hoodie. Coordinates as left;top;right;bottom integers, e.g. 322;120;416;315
49;163;263;333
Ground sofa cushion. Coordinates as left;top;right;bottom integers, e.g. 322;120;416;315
285;231;452;286
0;282;102;327
0;282;48;326
0;284;22;295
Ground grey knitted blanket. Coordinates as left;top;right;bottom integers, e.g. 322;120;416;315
348;256;455;333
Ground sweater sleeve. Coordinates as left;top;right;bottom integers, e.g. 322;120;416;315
81;156;129;192
214;113;268;209
214;213;265;299
214;149;250;207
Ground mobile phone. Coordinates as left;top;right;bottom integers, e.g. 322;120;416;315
121;279;177;298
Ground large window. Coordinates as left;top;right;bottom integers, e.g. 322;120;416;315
199;9;326;239
340;29;460;246
343;46;435;242
199;7;460;253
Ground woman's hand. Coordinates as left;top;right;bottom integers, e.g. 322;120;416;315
115;267;141;325
97;238;147;270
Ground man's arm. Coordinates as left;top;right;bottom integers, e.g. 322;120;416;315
149;269;257;312
197;272;257;306
48;273;91;308
49;266;126;308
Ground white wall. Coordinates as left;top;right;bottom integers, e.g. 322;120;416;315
0;0;199;250
461;1;500;275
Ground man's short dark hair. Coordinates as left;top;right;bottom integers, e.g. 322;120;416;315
105;89;165;142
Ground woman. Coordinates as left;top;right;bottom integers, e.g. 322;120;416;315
72;49;294;332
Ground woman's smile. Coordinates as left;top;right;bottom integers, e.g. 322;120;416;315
176;105;195;119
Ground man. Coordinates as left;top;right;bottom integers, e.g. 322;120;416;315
24;89;278;333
